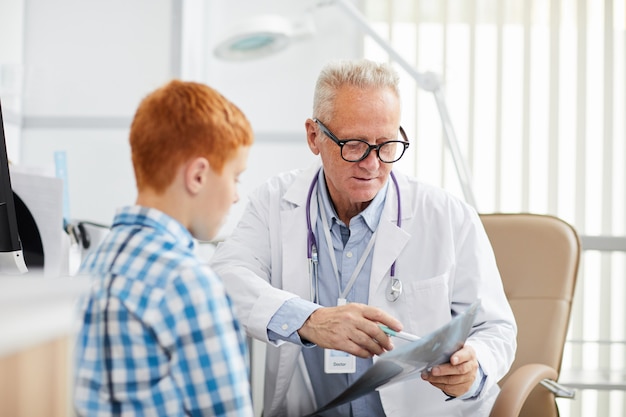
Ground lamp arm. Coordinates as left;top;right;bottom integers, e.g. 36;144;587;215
332;0;478;209
432;88;478;208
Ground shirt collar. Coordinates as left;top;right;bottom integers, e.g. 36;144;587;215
317;168;389;232
112;206;195;250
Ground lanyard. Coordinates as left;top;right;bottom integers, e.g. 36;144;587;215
306;168;402;302
318;190;378;303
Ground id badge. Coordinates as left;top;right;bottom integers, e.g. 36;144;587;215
324;348;356;373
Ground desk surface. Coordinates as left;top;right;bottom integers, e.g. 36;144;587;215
0;275;89;357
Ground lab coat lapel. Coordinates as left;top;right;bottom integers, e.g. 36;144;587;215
370;174;411;301
281;166;320;299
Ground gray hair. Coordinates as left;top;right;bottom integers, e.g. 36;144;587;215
312;59;400;122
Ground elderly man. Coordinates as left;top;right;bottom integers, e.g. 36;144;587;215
211;59;516;417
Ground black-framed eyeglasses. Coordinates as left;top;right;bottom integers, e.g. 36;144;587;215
314;119;410;163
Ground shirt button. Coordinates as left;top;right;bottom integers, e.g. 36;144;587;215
346;251;353;258
281;324;288;330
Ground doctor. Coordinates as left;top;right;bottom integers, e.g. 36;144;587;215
211;59;517;417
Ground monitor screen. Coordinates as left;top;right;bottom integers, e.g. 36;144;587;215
0;98;27;274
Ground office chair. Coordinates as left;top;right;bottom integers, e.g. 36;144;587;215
480;213;580;417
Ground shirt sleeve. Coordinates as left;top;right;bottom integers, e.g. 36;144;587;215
267;297;321;345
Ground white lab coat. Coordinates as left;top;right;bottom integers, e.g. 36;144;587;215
211;164;516;417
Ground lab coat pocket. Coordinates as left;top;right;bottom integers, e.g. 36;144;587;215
400;272;451;336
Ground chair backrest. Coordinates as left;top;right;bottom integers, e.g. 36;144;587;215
480;213;581;417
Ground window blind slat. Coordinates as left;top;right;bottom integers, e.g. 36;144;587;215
548;0;561;213
522;0;532;211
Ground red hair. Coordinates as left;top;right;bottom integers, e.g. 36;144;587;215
130;80;253;193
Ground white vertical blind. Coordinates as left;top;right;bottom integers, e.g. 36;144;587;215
364;0;626;415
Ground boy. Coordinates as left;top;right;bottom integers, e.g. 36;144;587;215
73;80;254;416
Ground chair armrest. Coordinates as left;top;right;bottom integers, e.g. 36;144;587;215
490;364;558;417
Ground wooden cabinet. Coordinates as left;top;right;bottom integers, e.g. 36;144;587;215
0;336;72;417
0;276;89;417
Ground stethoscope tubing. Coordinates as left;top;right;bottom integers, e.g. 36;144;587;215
305;168;402;277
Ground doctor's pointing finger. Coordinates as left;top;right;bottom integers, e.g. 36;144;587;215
297;303;401;358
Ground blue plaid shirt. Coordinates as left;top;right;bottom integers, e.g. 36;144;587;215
73;206;253;417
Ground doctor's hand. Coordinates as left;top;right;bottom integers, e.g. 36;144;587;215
421;345;478;398
297;303;401;358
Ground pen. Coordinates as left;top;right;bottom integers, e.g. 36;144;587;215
378;324;421;342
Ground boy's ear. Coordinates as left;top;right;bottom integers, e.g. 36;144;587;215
184;157;210;195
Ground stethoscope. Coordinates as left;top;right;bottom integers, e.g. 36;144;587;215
306;169;403;303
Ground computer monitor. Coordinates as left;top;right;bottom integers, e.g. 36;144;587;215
0;98;27;274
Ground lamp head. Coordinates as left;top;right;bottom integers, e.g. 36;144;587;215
213;14;315;61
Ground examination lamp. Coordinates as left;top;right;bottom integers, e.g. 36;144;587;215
213;0;477;208
214;14;316;61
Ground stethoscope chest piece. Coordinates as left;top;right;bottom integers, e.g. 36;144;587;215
386;278;403;302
